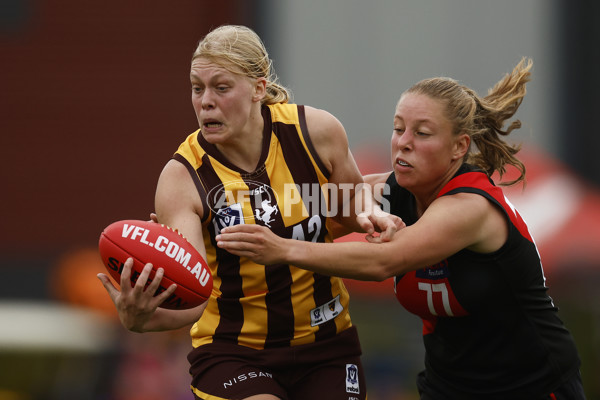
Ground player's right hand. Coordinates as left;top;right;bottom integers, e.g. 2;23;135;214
97;257;177;332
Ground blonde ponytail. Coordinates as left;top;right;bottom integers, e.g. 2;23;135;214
404;57;533;185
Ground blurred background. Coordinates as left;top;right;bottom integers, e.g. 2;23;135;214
1;0;599;399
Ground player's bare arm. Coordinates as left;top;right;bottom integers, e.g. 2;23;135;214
304;106;402;240
363;172;391;195
98;160;208;332
147;159;209;330
217;192;507;280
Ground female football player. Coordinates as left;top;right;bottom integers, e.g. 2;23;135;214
98;24;400;400
216;58;586;399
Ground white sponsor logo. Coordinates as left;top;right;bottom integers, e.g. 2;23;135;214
310;295;343;327
223;371;273;389
121;224;210;287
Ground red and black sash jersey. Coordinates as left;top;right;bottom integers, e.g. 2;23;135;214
385;164;581;399
173;104;353;351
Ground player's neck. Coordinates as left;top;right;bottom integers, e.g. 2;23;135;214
217;121;265;173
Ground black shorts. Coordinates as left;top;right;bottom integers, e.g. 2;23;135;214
546;371;586;400
417;369;586;400
188;326;366;400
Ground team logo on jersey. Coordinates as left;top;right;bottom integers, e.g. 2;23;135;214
255;199;278;227
345;364;360;394
207;180;278;222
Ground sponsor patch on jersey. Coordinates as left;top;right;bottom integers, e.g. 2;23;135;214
345;363;360;394
310;295;343;326
415;259;449;280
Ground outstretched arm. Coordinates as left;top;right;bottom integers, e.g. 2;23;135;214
216;192;507;281
97;159;208;332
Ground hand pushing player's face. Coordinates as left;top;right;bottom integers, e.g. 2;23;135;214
190;58;266;145
391;93;469;194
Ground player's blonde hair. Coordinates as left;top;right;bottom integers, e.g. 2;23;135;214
403;57;533;185
192;25;291;105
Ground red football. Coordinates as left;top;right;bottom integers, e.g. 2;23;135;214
98;219;212;310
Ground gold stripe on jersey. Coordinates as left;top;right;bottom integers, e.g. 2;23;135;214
202;157;270;349
264;143;307;227
174;103;352;350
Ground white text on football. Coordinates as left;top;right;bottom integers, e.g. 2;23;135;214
121;224;210;287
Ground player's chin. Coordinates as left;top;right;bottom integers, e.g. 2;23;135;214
201;129;230;145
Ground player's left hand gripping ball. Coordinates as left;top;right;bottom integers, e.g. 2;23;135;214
98;220;212;309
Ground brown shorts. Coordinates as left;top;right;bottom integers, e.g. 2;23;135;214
188;326;366;400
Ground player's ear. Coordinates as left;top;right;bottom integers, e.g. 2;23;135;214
452;133;470;160
252;77;267;102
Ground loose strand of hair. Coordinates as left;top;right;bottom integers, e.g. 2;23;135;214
470;57;532;186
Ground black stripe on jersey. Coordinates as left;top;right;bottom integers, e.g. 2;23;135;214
264;263;294;348
172;153;209;223
272;107;337;341
197;158;245;344
272;119;325;217
312;278;337;340
297;105;330;180
241;166;296;348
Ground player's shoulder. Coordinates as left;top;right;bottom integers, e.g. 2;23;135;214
174;129;204;166
304;105;342;127
156;159;205;217
161;158;192;180
303;105;347;147
364;172;392;187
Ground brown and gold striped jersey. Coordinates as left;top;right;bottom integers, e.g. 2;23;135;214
173;103;353;350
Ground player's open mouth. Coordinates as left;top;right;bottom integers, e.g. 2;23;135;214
202;117;224;129
396;159;412;167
